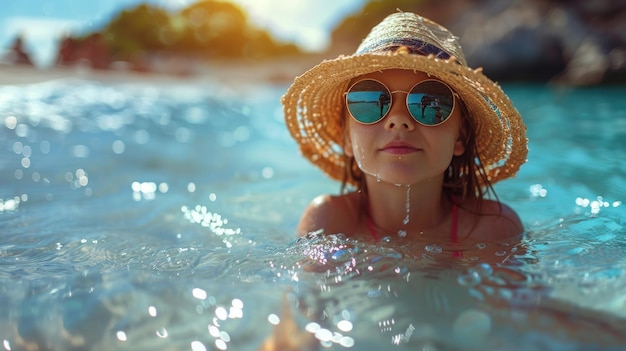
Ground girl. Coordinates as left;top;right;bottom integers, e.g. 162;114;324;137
282;12;528;246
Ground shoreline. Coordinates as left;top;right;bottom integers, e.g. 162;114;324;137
0;56;326;87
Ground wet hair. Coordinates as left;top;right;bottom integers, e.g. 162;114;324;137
339;110;365;194
442;102;497;205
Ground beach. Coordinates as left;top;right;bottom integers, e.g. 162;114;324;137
0;55;326;87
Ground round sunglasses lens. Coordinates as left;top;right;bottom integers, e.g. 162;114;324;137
407;80;455;126
346;80;391;124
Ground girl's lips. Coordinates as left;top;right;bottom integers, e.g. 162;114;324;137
380;141;420;155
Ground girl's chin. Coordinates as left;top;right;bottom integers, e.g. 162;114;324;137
361;167;443;187
362;172;415;187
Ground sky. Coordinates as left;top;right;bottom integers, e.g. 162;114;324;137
0;0;365;67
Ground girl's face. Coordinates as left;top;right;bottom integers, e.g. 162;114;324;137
344;69;465;186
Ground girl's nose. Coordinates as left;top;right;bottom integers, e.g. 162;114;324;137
384;97;415;131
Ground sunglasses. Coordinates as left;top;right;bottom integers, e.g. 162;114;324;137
345;79;456;126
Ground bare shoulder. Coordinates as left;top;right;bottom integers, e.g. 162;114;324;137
463;199;524;241
296;193;360;237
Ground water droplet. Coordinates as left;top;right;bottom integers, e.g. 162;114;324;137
314;328;333;342
156;328;168;338
424;244;443;254
268;314;280;325
215;339;227;350
337;320;353;332
331;249;350;262
457;269;481;287
403;185;410;225
5;116;17;129
116;331;128;341
339;336;355;347
367;289;381;297
474;263;493;276
112;140;125;154
305;322;321;333
191;341;206;351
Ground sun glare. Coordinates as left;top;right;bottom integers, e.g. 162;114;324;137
229;0;363;52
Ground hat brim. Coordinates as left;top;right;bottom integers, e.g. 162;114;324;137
282;51;528;187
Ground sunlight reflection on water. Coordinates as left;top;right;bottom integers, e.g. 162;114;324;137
0;80;625;350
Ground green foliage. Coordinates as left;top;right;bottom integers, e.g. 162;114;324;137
103;4;173;59
87;0;300;61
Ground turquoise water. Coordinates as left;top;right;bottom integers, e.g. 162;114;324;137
0;77;625;350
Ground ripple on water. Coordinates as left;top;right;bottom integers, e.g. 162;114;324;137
2;81;626;350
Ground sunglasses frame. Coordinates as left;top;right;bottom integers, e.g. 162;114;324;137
345;78;457;127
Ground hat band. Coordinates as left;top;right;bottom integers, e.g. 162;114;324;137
356;38;453;61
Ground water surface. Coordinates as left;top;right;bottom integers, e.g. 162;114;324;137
1;77;625;350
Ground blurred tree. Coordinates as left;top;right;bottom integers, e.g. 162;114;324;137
175;0;299;58
7;34;33;65
177;0;248;56
54;0;302;69
103;4;174;61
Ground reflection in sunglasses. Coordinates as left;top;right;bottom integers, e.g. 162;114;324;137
346;79;455;126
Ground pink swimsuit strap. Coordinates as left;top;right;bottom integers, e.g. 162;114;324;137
450;200;459;243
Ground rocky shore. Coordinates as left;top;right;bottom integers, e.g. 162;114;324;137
424;0;625;85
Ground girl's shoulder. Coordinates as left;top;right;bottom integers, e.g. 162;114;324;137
460;199;524;241
296;192;361;237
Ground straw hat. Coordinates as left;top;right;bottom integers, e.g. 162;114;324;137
282;11;527;187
